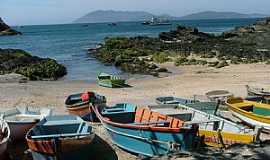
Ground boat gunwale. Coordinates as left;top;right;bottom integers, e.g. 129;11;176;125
92;104;195;133
0;120;10;145
226;98;270;123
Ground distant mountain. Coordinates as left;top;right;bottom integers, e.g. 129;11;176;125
74;10;155;23
179;11;268;20
73;10;269;24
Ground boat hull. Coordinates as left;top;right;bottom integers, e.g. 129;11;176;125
103;122;195;157
98;79;125;88
231;110;270;130
0;140;8;156
28;135;95;160
66;103;92;117
8;121;36;141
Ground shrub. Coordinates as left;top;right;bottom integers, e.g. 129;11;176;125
152;52;169;63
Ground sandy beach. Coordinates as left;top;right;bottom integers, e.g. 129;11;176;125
1;63;270;159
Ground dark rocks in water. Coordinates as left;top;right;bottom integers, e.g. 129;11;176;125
0;17;22;36
0;49;67;80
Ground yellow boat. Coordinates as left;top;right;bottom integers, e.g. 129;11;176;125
148;104;257;148
226;97;270;130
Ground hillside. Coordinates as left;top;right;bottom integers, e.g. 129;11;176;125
74;10;154;23
179;11;268;20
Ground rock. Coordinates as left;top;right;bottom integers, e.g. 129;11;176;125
215;60;229;68
0;49;67;80
0;73;28;83
0;17;22;36
156;67;168;72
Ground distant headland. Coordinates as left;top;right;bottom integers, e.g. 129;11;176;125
0;17;21;36
73;10;268;24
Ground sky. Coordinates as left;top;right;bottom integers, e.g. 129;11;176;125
1;0;270;25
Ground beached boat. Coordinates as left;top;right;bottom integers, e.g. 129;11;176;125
205;90;233;103
92;103;199;157
1;107;52;141
226;97;270;130
148;104;257;148
0;118;10;156
97;73;126;88
245;96;270;104
156;96;199;105
26;115;95;160
65;91;106;120
155;97;218;115
246;85;270;97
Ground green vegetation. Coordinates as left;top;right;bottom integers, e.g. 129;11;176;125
152;52;169;63
0;49;67;80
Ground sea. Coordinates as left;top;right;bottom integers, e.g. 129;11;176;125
0;18;260;81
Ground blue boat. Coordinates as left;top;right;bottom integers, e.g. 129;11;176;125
92;103;199;157
26;115;95;160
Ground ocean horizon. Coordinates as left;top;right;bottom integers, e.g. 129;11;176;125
0;18;260;81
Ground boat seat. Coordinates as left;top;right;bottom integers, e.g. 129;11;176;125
135;107;183;128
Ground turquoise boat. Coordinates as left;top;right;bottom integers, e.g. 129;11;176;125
26;115;95;160
92;103;199;157
97;73;126;88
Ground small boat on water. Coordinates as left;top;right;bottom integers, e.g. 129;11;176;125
226;97;270;130
246;85;270;97
156;96;199;105
1;107;52;141
149;104;257;148
92;103;199;157
0;118;10;156
65;91;106;121
26;115;95;160
97;72;126;88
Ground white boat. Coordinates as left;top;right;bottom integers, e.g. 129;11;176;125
1;107;52;141
148;104;257;147
0;117;10;156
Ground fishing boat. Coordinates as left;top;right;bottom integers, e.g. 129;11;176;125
156;96;199;105
226;97;270;130
205;90;233;103
155;97;218;115
246;85;270;97
245;96;270;104
97;72;126;88
1;107;52;141
92;103;199;157
148;104;257;148
65;91;106;120
0;118;10;156
26;115;95;160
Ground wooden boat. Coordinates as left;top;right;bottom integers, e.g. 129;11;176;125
26;115;95;160
0;118;10;156
205;90;233;103
1;107;52;141
149;104;257;148
156;96;199;105
65;91;106;120
245;96;270;104
155;97;218;115
246;85;270;97
92;103;199;157
226;97;270;130
97;73;126;88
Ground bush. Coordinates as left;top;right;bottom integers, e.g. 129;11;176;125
152;52;169;63
174;57;189;66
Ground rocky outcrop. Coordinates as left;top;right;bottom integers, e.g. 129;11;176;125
0;49;67;80
92;17;270;75
0;17;21;36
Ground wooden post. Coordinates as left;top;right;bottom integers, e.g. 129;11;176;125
254;125;263;142
214;100;221;116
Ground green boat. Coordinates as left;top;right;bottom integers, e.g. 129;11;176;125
97;73;126;88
